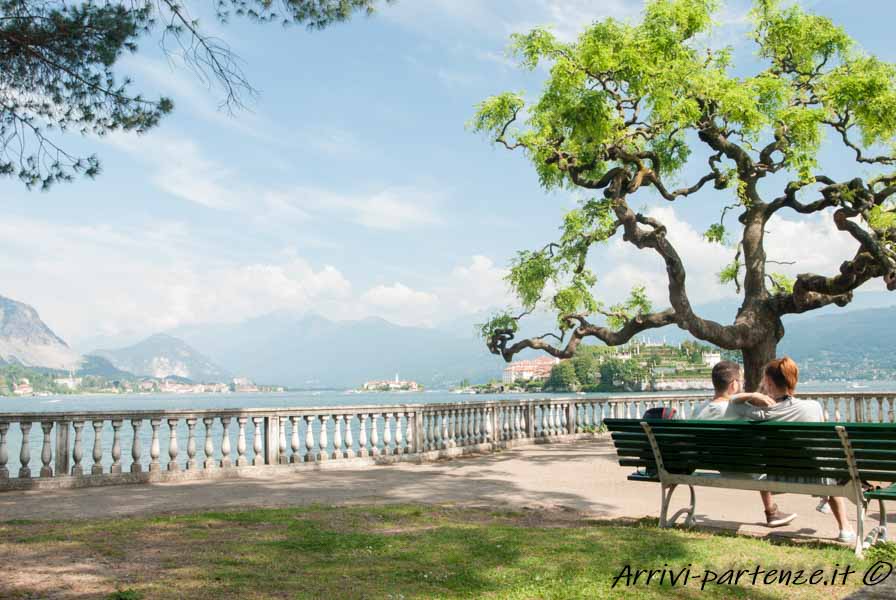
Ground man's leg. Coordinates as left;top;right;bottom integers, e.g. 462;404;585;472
762;491;797;527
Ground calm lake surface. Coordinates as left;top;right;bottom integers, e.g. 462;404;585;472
2;380;894;414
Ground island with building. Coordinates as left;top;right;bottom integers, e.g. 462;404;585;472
358;374;422;392
473;340;723;393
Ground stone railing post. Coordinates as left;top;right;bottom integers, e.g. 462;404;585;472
19;421;32;478
236;417;248;466
344;415;355;459
131;419;143;473
567;403;576;435
149;418;161;473
253;417;264;466
40;421;53;477
289;416;301;463
304;415;315;462
220;417;232;468
414;411;424;454
265;416;279;465
185;418;198;470
0;422;8;479
167;418;180;471
70;420;85;476
203;417;217;470
55;420;70;476
91;420;104;475
110;419;122;475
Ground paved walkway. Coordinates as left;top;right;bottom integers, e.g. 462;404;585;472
2;437;889;546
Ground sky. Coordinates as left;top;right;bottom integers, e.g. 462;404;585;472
3;0;896;350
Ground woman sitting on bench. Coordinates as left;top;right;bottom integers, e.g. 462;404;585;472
728;357;857;544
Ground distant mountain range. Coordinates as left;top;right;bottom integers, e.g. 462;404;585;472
171;312;505;388
93;334;230;383
2;292;896;387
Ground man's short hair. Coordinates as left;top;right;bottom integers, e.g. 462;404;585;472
711;360;742;394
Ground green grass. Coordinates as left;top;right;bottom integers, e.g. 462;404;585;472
0;504;876;599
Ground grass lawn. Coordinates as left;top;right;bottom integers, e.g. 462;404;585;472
1;504;891;599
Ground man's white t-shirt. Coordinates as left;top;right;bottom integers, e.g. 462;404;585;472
692;399;729;420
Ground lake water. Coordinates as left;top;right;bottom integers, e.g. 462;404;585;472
1;379;893;414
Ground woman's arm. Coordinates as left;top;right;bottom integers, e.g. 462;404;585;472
730;392;776;408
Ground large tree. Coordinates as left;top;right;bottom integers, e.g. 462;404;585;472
1;0;385;188
473;0;896;390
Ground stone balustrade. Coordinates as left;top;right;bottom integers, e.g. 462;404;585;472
1;392;893;491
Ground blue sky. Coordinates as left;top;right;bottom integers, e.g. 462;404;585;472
3;0;896;349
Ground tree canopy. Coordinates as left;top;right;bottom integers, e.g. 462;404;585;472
1;0;385;188
473;0;896;388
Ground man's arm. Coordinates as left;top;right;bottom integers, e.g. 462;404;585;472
731;392;775;408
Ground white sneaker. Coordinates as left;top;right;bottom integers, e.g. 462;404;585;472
816;499;832;514
838;530;856;543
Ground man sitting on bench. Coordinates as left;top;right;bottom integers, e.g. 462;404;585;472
692;360;797;528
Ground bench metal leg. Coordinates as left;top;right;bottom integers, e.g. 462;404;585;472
864;500;889;549
660;483;696;528
855;501;866;558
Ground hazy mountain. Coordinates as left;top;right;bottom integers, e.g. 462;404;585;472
0;294;81;370
172;312;505;388
76;355;138;379
93;334;229;383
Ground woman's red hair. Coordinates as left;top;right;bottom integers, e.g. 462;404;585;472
765;356;799;393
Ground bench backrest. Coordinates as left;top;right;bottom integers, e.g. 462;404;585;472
605;419;896;482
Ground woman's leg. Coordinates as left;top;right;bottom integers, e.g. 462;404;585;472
828;497;854;532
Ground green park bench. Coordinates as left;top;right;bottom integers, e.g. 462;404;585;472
604;419;896;557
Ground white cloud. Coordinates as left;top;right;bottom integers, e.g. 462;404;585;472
360;282;439;326
282;185;444;231
439;255;510;314
0;216;352;345
105;132;443;230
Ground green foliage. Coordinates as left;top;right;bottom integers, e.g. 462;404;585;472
606;286;652;330
478;311;519;342
1;0;385;188
545;360;580;391
571;349;601;387
717;259;740;286
868;204;896;232
599;357;647;389
506;251;555;310
703;223;727;244
768;272;795;294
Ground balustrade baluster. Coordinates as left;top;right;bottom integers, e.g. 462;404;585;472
0;422;8;479
110;420;122;475
91;420;104;475
383;413;393;455
317;415;329;461
516;406;524;439
392;413;402;455
253;417;264;466
220;417;232;468
167;418;180;471
37;421;53;478
468;409;476;445
289;416;300;463
369;413;379;457
345;414;355;458
277;417;287;465
405;413;413;454
359;414;369;458
439;410;447;450
149;418;161;472
202;417;218;470
186;418;198;470
236;417;248;467
519;407;527;439
18;422;32;478
485;408;493;443
304;416;316;462
332;415;343;459
130;419;142;473
560;405;568;435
